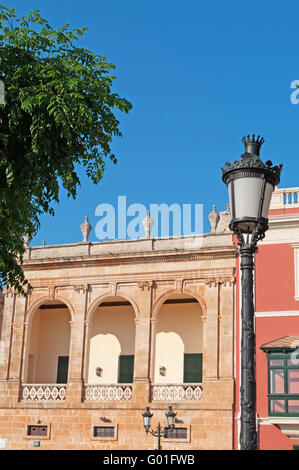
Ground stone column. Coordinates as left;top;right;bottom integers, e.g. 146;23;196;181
66;285;88;404
132;281;153;403
6;292;27;403
0;290;15;382
202;279;221;402
204;280;219;379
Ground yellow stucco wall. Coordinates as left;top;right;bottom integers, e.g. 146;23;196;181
154;298;203;383
87;303;135;384
26;307;71;383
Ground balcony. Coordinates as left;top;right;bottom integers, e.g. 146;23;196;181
84;384;133;401
21;384;66;401
270;187;299;210
152;384;203;401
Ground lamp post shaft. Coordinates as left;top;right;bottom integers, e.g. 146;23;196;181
157;423;161;451
240;245;258;450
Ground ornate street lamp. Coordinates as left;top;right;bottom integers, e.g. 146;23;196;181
165;405;176;428
142;406;176;450
222;135;282;450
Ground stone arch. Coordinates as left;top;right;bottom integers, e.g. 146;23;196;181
152;287;207;322
85;294;137;384
23;298;73;384
87;291;140;324
152;289;204;385
25;295;75;325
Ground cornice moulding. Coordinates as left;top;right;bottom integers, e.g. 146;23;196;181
26;270;236;291
22;246;237;271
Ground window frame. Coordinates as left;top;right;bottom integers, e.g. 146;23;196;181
117;355;134;384
91;423;118;441
183;353;203;384
25;422;51;440
265;351;299;417
56;355;69;384
161;425;191;443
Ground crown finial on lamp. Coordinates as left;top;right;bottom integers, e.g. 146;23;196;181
241;134;265;156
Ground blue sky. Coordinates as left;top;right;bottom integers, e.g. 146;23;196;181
4;0;299;244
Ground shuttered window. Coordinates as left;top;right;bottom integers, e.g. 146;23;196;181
183;353;202;383
27;426;48;437
93;426;115;438
118;355;134;383
164;427;187;439
56;356;69;384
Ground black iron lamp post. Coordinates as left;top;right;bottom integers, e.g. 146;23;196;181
222;135;282;450
142;406;176;450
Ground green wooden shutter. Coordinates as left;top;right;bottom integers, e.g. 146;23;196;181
56;356;69;384
183;353;202;383
118;355;134;383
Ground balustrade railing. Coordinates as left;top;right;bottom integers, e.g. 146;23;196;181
152;384;203;401
21;384;66;401
270;187;299;210
84;384;133;401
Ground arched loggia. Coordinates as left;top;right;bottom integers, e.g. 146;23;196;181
24;299;71;384
153;293;203;384
86;296;136;384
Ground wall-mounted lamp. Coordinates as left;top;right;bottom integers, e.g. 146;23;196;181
159;366;166;376
96;367;103;377
100;416;111;423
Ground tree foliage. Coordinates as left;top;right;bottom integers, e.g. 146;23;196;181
0;6;132;292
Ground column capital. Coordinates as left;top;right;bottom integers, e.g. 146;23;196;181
137;280;154;291
73;284;89;294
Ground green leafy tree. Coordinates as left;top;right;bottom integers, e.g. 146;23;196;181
0;6;132;293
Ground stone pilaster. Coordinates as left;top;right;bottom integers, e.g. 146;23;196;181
66;285;88;404
219;277;235;379
0;291;15;381
203;280;220;379
132;281;153;403
8;293;27;381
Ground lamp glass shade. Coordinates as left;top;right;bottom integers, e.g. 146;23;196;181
228;176;274;233
143;415;151;428
166;407;176;428
261;182;274;219
229;177;263;219
142;407;152;430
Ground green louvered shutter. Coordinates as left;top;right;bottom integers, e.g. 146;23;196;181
56;356;69;384
183;353;202;383
118;355;134;383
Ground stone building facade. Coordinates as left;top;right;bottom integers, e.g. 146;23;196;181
0;209;236;450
